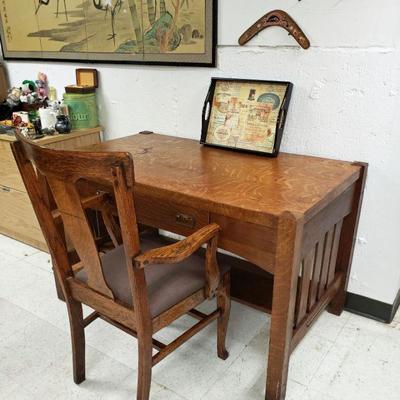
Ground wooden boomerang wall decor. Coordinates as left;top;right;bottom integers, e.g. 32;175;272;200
239;10;310;49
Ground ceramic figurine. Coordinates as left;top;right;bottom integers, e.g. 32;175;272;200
6;87;22;107
55;114;71;134
21;80;37;94
36;72;49;99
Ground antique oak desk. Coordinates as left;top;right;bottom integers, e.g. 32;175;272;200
82;132;367;400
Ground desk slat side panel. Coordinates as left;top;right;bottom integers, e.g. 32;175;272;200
296;249;315;325
327;220;343;286
308;239;324;311
301;186;354;258
292;216;345;333
318;228;334;299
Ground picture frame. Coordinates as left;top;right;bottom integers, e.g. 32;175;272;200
201;78;293;157
0;0;217;67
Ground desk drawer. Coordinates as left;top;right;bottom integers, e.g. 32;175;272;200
210;214;277;273
135;194;209;236
0;185;47;250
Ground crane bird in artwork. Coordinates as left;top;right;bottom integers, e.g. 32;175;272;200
93;0;123;44
35;0;69;22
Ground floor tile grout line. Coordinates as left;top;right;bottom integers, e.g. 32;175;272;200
5;294;246;400
198;321;269;400
299;346;335;392
3;298;140;391
304;317;351;391
152;382;191;400
298;334;337;389
0;249;42;260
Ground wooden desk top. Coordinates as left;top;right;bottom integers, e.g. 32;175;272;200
85;133;362;225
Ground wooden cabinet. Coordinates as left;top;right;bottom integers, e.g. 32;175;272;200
0;128;102;251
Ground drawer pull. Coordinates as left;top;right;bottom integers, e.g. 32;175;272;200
1;186;11;193
175;213;195;228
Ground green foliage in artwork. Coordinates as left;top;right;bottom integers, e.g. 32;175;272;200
144;12;181;51
117;11;181;53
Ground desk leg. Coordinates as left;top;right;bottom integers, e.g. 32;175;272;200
266;213;303;400
329;163;368;316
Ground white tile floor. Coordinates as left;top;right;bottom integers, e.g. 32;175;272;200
0;233;399;400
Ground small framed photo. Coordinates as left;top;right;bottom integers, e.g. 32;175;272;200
201;78;293;157
76;69;98;88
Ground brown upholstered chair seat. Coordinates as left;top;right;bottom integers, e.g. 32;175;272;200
76;232;230;318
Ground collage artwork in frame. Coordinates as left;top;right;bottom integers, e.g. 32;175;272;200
201;78;293;157
0;0;216;66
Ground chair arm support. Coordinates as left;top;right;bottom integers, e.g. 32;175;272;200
134;223;221;269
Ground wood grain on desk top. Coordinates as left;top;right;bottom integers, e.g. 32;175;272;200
84;133;362;225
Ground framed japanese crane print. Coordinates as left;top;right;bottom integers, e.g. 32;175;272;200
0;0;217;66
201;78;293;157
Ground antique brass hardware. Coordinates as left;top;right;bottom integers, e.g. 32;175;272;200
175;213;196;228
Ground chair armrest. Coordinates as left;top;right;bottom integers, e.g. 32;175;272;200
134;223;221;298
134;223;220;268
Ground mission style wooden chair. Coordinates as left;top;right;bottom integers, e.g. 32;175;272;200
11;132;231;400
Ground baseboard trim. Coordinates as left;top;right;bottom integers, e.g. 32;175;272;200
345;289;400;324
390;288;400;322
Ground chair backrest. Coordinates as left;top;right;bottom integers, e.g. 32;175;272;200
11;131;141;301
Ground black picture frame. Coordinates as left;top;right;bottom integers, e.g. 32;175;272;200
201;77;293;157
0;0;218;68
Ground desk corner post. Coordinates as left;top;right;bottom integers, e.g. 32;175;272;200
266;212;304;400
328;162;368;316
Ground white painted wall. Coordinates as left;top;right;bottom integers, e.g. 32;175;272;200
3;0;400;304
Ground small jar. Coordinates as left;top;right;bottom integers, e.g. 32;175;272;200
55;114;72;134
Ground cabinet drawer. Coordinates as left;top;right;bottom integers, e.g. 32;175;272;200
135;194;209;236
0;140;26;192
0;185;47;251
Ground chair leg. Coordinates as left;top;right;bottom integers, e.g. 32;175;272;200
137;334;153;400
217;271;231;360
66;299;86;384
